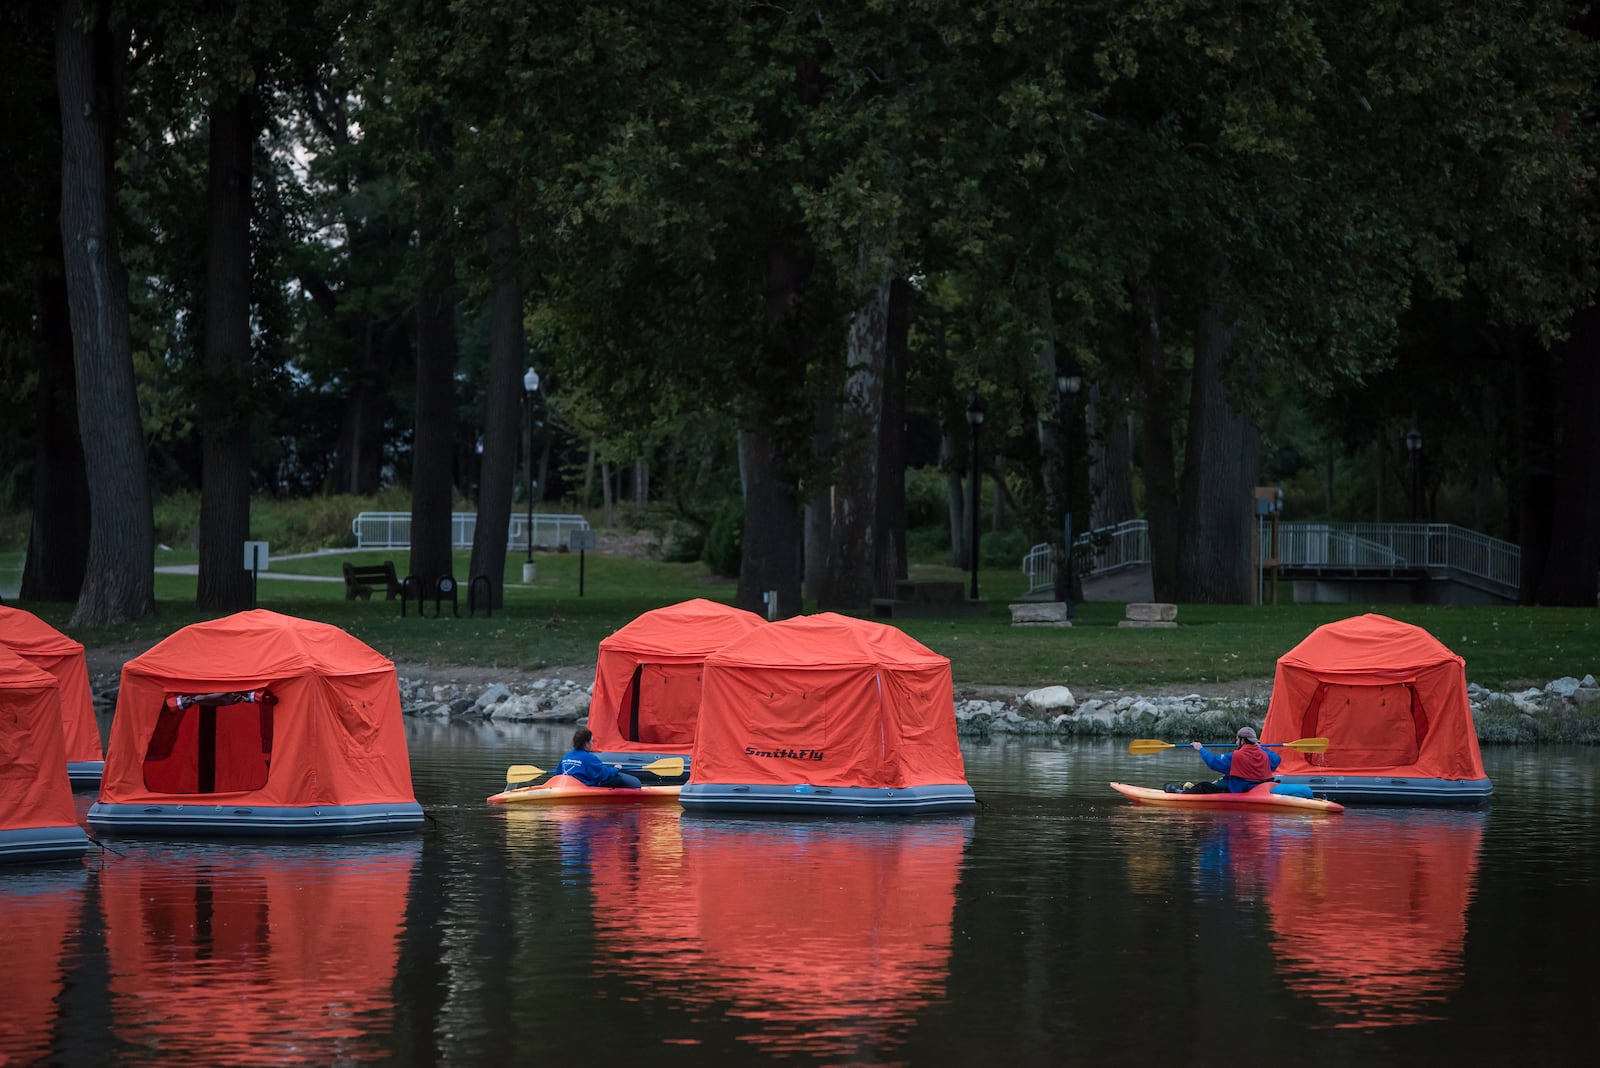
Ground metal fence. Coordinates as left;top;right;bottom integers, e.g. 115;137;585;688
1023;520;1151;595
1272;522;1519;595
351;512;591;551
1025;520;1519;599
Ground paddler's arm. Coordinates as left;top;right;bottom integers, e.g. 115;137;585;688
1192;743;1233;775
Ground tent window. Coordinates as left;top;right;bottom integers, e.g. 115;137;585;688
1301;682;1422;768
143;689;277;794
616;663;702;745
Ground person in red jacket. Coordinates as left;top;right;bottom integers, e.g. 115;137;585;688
1171;726;1281;793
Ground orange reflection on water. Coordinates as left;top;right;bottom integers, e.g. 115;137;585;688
521;806;971;1063
0;868;85;1066
1266;810;1485;1028
98;840;418;1065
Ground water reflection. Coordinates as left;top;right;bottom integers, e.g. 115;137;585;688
1110;805;1485;1029
505;807;972;1063
1111;807;1298;902
1266;809;1486;1029
0;867;86;1065
96;838;419;1065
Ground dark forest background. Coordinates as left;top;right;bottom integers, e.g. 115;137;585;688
3;0;1598;625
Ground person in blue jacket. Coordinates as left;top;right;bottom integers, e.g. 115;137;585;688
557;728;641;789
1171;726;1281;793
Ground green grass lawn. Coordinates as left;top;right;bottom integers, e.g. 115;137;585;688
7;547;1597;692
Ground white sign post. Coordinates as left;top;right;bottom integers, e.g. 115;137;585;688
243;541;269;607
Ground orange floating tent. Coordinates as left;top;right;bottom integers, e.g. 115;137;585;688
585;598;765;765
1260;614;1491;804
0;605;104;785
682;613;975;813
89;610;422;835
100;840;417;1064
0;643;90;863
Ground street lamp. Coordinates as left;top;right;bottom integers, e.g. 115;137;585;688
1405;427;1422;523
1055;360;1082;616
523;367;540;580
965;391;985;601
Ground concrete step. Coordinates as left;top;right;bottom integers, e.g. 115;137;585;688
892;580;967;603
871;597;989;619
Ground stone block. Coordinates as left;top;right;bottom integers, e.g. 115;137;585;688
1125;602;1178;622
1117;620;1178;628
1009;602;1068;624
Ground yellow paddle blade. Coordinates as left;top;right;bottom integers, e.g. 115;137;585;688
637;756;686;777
505;764;545;784
1126;737;1330;755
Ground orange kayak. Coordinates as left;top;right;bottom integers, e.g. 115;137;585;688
487;774;683;806
1110;781;1344;814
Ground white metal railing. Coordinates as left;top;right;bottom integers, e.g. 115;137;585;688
1273;523;1407;569
1025;519;1519;598
351;511;591;551
1270;522;1519;594
1024;519;1151;594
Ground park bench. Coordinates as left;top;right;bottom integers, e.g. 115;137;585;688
342;560;402;601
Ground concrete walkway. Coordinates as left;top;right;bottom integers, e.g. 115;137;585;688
154;547;362;583
155;563;343;583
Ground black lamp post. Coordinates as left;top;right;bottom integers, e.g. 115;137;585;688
965;391;985;601
1055;360;1082;615
1405;427;1422;523
523;367;540;574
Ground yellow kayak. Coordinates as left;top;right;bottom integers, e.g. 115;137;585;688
487;774;684;806
1110;781;1344;814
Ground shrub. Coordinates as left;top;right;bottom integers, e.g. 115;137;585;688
153;491;202;549
660;521;706;564
904;466;953;528
0;510;31;553
702;497;742;577
980;528;1029;569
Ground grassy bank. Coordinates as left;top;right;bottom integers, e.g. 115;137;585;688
7;546;1596;693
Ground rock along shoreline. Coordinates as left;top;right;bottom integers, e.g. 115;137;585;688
86;658;1600;747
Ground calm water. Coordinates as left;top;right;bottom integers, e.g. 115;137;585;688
4;723;1598;1067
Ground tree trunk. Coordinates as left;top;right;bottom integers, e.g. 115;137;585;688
873;277;910;596
466;215;523;609
1374;423;1387;522
1531;301;1600;605
803;397;833;603
1131;275;1180;598
21;274;90;601
1471;379;1499;532
1515;350;1556;602
1032;334;1066;598
331;358;391;494
737;225;811;618
737;430;803;618
56;0;154;626
1087;378;1136;530
409;114;458;595
942;432;965;568
818;278;887;611
196;88;256;612
1174;289;1260;603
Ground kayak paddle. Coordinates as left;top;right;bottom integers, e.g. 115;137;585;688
505;764;546;785
1127;737;1329;755
503;755;687;786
